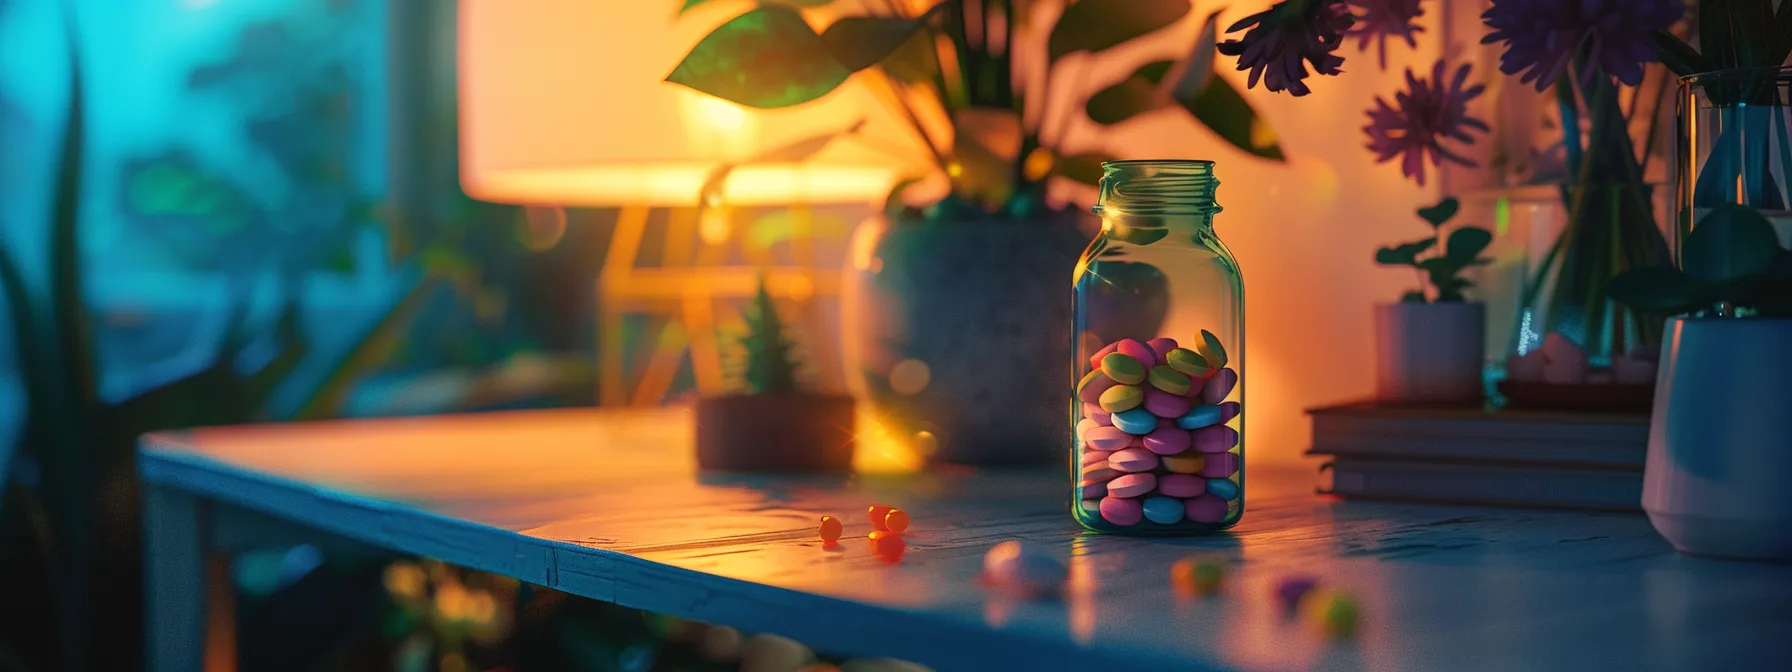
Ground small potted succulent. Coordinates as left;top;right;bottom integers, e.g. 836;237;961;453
694;278;856;473
1370;197;1492;406
1608;204;1792;561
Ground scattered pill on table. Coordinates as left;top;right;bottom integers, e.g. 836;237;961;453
885;508;910;533
1303;590;1360;638
819;516;843;543
871;530;906;561
869;504;894;530
1274;575;1319;612
1171;557;1225;596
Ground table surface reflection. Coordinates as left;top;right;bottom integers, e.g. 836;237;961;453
140;406;1792;672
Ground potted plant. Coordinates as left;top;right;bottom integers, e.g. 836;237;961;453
1607;204;1792;561
695;278;856;473
1370;197;1493;406
667;0;1284;465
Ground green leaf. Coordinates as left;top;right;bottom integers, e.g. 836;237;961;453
1176;74;1284;161
1085;74;1163;126
1053;151;1117;186
741;276;801;394
1399;290;1428;303
1048;0;1191;61
292;277;443;421
679;0;833;17
1198;329;1228;368
1700;0;1736;69
1647;30;1714;78
881;27;939;83
1376;238;1436;266
821;15;932;72
1683;204;1782;283
665;6;851;109
1416;197;1459;228
1607;266;1713;315
1732;0;1774;68
1445;227;1493;262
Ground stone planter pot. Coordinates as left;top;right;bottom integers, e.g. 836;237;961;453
1643;317;1792;561
840;212;1091;466
1373;302;1486;406
694;394;855;473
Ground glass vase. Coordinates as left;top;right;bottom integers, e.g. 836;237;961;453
1677;67;1792;252
1070;160;1243;535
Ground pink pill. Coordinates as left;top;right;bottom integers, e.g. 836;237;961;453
1218;401;1240;423
1143;389;1192;418
1127;434;1146;449
1193;425;1239;453
1109;448;1160;473
1087;341;1121;368
1142;426;1191;455
1115;339;1154;367
1081;461;1119;483
1185;495;1229;523
1082;449;1112;467
1201;451;1239;478
1079;481;1108;498
1202;368;1238;404
1076;418;1099;441
1107;473;1157;498
1100;497;1144;526
1145;337;1179;364
1158;474;1206;497
1084;425;1133;451
1078;375;1119;404
1082;403;1112;426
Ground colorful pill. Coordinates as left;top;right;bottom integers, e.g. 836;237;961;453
1142;426;1191;455
1075;418;1099;442
1106;472;1157;498
1142;388;1191;418
1083;425;1133;451
1077;369;1118;404
1193;425;1239;453
1157;473;1206;497
1100;352;1147;385
1176;405;1224;430
1099;496;1143;525
1146;365;1193;395
1207;477;1239;500
1081;461;1119;484
1079;480;1108;498
1115;339;1155;368
1082;449;1113;467
1142;496;1185;525
1108;448;1160;473
1087;341;1121;368
819;516;843;543
1099;384;1144;412
884;508;910;533
1202;367;1238;404
1112;407;1157;435
1303;590;1359;638
1080;499;1101;517
1202;452;1240;479
1082;402;1112;426
1217;400;1241;423
869;504;894;530
1171;556;1224;596
871;530;906;562
1185;495;1229;523
1275;575;1319;612
1145;337;1179;364
1162;453;1206;474
1165;348;1211;378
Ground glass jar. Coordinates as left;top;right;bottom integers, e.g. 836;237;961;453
1071;160;1243;534
1676;67;1792;251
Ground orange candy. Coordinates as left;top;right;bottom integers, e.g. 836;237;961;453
871;530;907;561
884;508;910;533
818;516;843;543
868;504;895;530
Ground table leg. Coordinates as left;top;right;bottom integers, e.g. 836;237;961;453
144;485;216;672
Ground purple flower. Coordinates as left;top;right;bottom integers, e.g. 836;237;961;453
1363;61;1490;186
1347;0;1424;70
1480;0;1682;92
1217;0;1355;97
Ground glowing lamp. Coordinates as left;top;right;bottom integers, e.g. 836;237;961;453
457;0;907;208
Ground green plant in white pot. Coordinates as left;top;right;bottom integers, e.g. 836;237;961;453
1609;204;1792;561
667;0;1283;465
1370;197;1493;406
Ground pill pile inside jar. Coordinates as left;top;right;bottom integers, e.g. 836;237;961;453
1075;331;1241;528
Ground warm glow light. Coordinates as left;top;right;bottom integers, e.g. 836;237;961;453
466;163;895;208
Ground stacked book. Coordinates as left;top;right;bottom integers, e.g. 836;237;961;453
1306;402;1649;511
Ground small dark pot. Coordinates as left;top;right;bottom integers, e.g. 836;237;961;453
694;394;856;472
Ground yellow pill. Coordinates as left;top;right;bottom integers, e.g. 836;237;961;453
1162;453;1206;474
819;516;843;543
1166;348;1211;378
1100;352;1147;385
1098;384;1144;412
1147;365;1193;395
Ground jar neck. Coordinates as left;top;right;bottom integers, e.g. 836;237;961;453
1093;160;1222;235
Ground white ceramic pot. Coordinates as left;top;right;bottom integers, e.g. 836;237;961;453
1373;302;1486;405
1643;317;1792;561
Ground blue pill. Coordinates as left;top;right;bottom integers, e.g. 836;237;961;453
1142;496;1185;525
1176;404;1224;430
1112;407;1158;434
1207;478;1239;500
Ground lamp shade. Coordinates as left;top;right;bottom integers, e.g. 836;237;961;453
458;0;915;207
